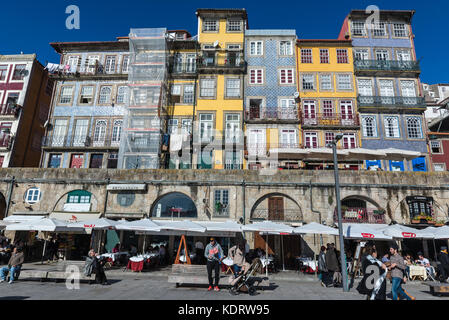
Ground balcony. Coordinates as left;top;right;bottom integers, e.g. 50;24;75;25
169;63;197;75
335;208;386;224
245;108;299;123
48;64;127;80
251;209;303;223
42;135;121;149
0;134;12;149
357;95;426;111
0;104;20;117
301;113;360;128
197;52;246;74
354;59;420;75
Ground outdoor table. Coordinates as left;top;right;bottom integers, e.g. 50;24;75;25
99;251;129;262
222;257;234;274
127;256;144;272
296;258;317;273
409;265;427;281
179;253;196;263
260;257;273;268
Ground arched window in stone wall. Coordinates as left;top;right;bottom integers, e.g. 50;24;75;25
151;192;197;218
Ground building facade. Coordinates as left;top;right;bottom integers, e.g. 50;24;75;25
41;39;129;169
423;83;449;124
297;39;361;169
244;29;299;170
340;10;428;172
0;54;51;168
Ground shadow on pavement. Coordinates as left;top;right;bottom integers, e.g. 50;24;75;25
0;296;29;300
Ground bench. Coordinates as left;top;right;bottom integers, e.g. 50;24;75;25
168;264;270;288
422;282;449;296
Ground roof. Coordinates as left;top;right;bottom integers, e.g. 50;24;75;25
0;53;37;61
50;40;129;54
348;9;415;21
297;39;352;47
195;8;248;24
245;29;296;36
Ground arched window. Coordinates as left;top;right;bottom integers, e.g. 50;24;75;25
99;86;112;104
406;117;422;139
151;192;197;218
362;116;377;137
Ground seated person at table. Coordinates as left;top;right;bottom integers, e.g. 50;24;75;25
112;244;120;253
0;247;24;284
228;243;250;276
415;252;434;276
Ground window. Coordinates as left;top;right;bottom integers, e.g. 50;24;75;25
199;114;213;142
105;56;116;73
225;151;240;169
397;50;411;61
99;86;112;104
6;93;19;107
280;99;296;109
302;74;315;90
225;114;240;143
171;84;181;96
393;23;407;37
352;21;366;36
340;100;354;120
226;78;241;97
379;80;395;98
67;190;91;204
320;74;333;91
52;119;67;146
320;49;329;63
168;119;178;134
343;133;356;149
354;49;369;60
25;188;41;204
117;192;135;207
431;141;441;153
12;65;26;80
200;78;216;97
122;55;129;73
337;74;352;90
48;154;62;168
303;100;316;120
90;154;103;168
372;21;386;36
227;20;242;32
279;69;294;84
203;19;218;31
183;84;194;104
325;132;335;146
93;120;107;145
375;49;389;61
73;119;89;146
181;119;192;134
79;86;94;104
357;79;373;96
406;117;422;139
279;41;293;55
384;116;400;138
301;49;313;63
434;164;445;172
59;86;74;104
362;116;377;137
0;65;7;81
322;100;334;117
304;132;318;148
67;56;79;69
280;129;297;148
249;41;263;55
86;55;100;73
249;69;263;85
336;49;349;63
400;80;416;97
112;120;122;144
116;86;127;104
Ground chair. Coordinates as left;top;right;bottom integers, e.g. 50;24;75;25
426;266;437;282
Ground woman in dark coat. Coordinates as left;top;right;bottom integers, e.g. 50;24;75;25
356;246;387;300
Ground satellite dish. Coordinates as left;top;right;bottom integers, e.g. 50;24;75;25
293;92;300;99
213;40;219;48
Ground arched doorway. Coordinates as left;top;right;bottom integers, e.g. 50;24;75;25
0;192;6;220
338;195;385;224
151;192;197;218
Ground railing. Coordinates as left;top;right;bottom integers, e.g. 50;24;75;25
170;63;197;74
301;113;360;126
354;59;420;72
357;95;426;108
251;209;303;222
42;135;121;148
48;63;126;77
245;108;299;121
269;143;301;149
0;134;12;148
0;104;19;116
246;145;266;157
335;208;386;224
198;52;246;69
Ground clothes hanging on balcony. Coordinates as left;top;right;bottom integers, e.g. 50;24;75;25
69;65;77;73
45;63;59;73
169;134;183;152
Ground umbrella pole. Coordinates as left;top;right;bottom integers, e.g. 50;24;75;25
433;239;438;261
265;233;268;277
281;234;285;271
41;239;47;265
143;235;146;255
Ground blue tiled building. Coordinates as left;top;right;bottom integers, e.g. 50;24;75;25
244;30;300;169
340;10;428;171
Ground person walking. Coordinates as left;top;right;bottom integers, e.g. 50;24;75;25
228;242;249;276
0;247;24;284
437;246;449;282
325;243;339;287
204;237;224;291
356;246;387;300
388;243;415;300
317;246;327;286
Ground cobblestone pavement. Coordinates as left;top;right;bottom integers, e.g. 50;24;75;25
0;275;446;300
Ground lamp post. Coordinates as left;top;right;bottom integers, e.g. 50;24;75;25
326;133;349;292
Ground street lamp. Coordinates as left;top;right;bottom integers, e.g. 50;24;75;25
326;133;349;292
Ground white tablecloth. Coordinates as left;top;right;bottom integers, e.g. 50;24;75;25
142;253;159;259
129;256;144;262
260;258;273;268
99;251;130;262
222;257;234;266
409;265;427;280
179;254;196;263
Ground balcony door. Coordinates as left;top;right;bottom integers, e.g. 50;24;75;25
379;80;395;104
73;119;89;146
70;154;84;168
248;129;265;156
52;119;67;147
303;100;316;125
225;114;240;143
340;101;354;125
93;120;107;146
280;129;297;148
268;197;284;221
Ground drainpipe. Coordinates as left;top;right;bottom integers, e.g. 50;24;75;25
102;178;110;217
5;176;15;218
309;180;322;246
242;179;246;225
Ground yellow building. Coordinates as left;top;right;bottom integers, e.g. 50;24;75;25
296;39;362;169
195;9;247;169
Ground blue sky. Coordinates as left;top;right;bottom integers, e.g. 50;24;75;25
1;0;447;84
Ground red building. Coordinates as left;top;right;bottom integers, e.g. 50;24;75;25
428;97;449;171
0;54;52;167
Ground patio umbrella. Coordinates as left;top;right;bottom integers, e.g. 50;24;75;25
268;148;310;160
344;148;387;161
116;219;162;254
433;226;449;239
293;222;339;236
305;148;349;160
380;148;425;161
152;220;206;233
343;223;393;240
196;220;243;233
67;218;122;230
0;220;15;229
380;224;435;239
421;226;440;260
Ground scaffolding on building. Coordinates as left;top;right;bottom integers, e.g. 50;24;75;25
118;28;168;169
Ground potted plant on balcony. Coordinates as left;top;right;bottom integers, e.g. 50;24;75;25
425;216;436;225
435;220;445;227
411;215;425;224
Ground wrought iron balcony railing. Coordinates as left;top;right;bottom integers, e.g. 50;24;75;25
197;52;246;70
334;207;386;224
251;209;303;222
354;59;420;72
357;95;426;108
42;135;121;148
0;134;12;149
245;108;299;122
0;104;20;116
301;113;360;127
170;63;197;74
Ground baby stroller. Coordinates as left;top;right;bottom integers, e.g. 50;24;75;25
228;258;262;296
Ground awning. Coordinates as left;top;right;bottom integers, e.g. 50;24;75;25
5;218;85;233
67;218;123;230
343;223;392;240
379;148;425;161
242;221;294;234
115;219;161;232
49;212;102;223
4;215;47;223
305;148;349;160
293;222;339;236
433;226;449;239
380;224;435;239
196;220;243;233
268;148;310;160
152;220;206;233
344;148;387;161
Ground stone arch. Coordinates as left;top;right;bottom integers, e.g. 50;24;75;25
340;195;382;210
150;191;198;219
0;192;6;220
52;189;99;212
392;195;448;224
337;195;385;224
250;192;303;222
